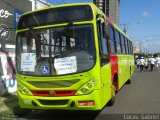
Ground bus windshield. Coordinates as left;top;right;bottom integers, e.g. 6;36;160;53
16;24;95;76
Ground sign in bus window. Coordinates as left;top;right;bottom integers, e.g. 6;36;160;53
20;53;36;72
54;56;77;75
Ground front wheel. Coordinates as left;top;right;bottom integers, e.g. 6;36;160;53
107;84;116;106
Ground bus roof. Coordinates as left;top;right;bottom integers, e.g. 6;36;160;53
22;2;96;16
20;2;132;42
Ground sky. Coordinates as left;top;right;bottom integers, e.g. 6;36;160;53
47;0;160;53
120;0;160;53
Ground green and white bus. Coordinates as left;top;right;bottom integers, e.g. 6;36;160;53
16;3;134;110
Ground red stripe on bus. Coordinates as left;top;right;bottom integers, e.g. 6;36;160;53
110;54;119;91
106;16;114;26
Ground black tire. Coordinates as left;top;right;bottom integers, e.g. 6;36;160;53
126;79;131;84
107;84;116;106
126;68;132;84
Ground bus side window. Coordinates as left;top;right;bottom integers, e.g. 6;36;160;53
101;22;110;65
115;30;122;54
130;41;133;54
97;20;110;66
130;42;133;54
126;40;129;54
124;37;128;54
109;27;116;54
123;36;127;54
120;34;126;54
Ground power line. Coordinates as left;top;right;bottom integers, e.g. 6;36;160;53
81;0;86;2
130;35;160;39
52;0;64;4
60;0;67;3
133;39;160;42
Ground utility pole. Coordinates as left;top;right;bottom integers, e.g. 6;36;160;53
139;42;142;53
122;23;127;34
35;0;37;10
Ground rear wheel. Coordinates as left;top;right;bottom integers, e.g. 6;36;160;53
126;68;132;84
126;79;131;84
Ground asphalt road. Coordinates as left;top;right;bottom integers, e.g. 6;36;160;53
19;69;160;120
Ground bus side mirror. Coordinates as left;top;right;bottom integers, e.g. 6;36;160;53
96;14;105;23
100;54;110;66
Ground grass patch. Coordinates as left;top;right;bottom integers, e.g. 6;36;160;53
0;93;31;117
0;93;18;113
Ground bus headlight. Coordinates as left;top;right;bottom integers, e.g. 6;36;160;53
81;88;88;93
18;83;24;89
76;79;98;95
18;82;32;95
92;79;97;83
87;83;92;88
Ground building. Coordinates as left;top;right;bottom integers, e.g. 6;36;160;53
109;0;120;25
0;0;51;95
133;46;140;53
0;0;32;45
0;0;31;95
93;0;120;25
0;0;51;45
29;0;52;10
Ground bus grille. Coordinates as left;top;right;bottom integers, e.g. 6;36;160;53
38;100;68;105
28;79;80;88
31;90;77;97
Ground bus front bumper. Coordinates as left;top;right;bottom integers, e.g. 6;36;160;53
18;90;102;110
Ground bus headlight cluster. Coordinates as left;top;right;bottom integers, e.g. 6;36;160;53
76;79;98;95
18;82;32;95
81;88;88;93
87;83;92;88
